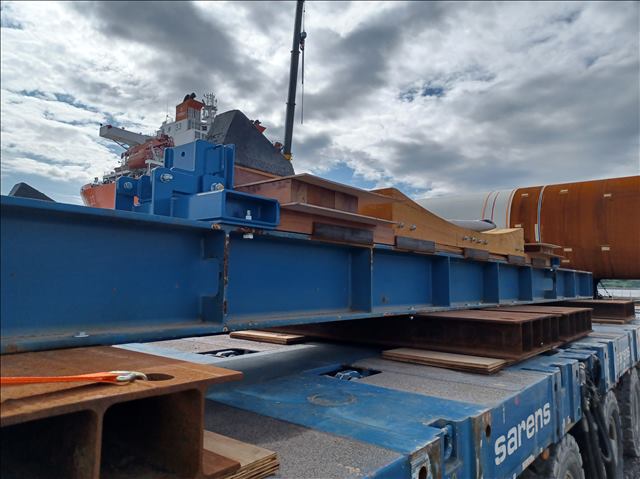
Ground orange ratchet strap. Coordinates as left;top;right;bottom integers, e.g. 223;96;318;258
0;370;148;386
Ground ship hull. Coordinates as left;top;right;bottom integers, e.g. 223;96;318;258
80;182;115;209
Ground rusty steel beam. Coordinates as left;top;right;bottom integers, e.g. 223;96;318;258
423;175;640;280
555;299;636;320
486;305;592;343
272;309;565;361
0;346;242;479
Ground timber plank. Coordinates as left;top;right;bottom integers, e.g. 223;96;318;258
382;348;506;374
233;166;278;187
236;173;396;206
202;449;241;479
229;330;307;345
359;187;526;256
202;430;278;479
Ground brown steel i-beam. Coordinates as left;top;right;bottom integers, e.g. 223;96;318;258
486;305;592;342
554;299;635;321
0;346;242;479
272;309;563;361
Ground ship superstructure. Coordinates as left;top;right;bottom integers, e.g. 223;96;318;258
82;93;220;208
159;92;218;146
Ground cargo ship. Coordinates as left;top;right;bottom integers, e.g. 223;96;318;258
81;93;293;208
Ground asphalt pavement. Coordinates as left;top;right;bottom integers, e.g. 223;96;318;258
624;456;640;479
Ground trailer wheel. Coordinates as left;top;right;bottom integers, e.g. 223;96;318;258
523;434;585;479
603;390;624;478
615;367;640;457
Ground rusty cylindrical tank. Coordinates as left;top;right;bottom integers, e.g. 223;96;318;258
420;176;640;280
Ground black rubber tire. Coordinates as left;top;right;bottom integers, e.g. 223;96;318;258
616;367;640;457
521;434;585;479
603;390;624;479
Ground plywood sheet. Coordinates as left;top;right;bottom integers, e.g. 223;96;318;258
360;187;525;256
229;330;307;345
203;430;278;479
382;348;506;374
202;449;241;478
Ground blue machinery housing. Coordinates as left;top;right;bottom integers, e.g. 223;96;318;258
0;140;592;353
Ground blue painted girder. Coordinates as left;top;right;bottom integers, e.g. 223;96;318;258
0;195;593;353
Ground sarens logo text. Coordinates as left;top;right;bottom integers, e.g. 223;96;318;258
494;403;551;465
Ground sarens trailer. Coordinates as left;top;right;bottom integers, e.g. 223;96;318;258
114;319;638;479
1;138;638;479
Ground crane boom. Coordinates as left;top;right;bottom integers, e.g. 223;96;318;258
283;0;305;161
99;125;152;147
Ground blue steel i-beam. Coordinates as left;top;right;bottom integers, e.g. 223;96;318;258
1;195;592;353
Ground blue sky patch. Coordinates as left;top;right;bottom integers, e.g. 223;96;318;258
320;162;378;190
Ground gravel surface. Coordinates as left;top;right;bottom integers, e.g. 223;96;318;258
624;456;640;479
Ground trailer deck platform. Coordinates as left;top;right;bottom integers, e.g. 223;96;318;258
120;319;640;479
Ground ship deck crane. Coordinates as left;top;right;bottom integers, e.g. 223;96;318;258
99;124;152;148
283;0;306;161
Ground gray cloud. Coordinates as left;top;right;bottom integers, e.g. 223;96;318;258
1;1;638;203
302;2;451;120
75;1;261;96
462;59;639;178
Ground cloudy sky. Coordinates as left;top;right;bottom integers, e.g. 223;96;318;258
1;1;638;203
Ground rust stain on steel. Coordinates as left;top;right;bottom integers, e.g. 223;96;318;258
272;309;565;361
556;299;635;320
509;186;543;243
512;176;640;279
487;305;592;343
0;346;242;479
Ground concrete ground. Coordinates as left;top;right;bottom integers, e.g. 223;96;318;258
624;456;640;479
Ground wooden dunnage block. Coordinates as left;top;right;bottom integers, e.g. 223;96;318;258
237;174;397;245
202;450;241;478
229;330;307;345
524;243;564;268
280;201;397;245
382;348;506;374
236;174;394;213
202;430;278;479
233;165;279;187
359;187;526;257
